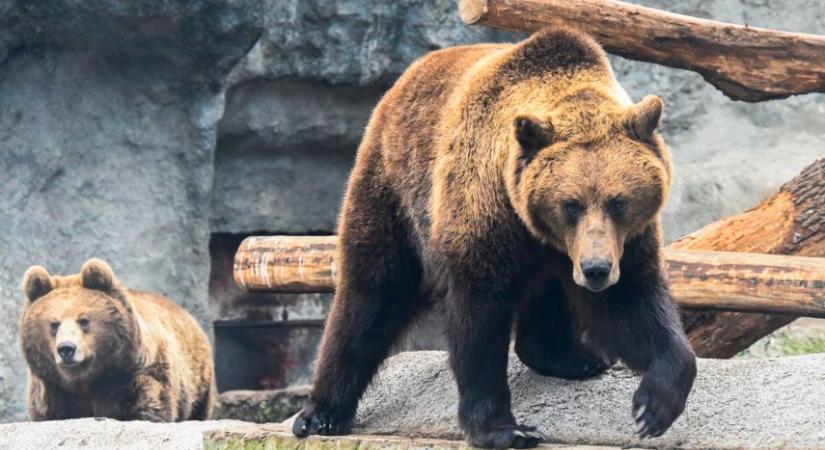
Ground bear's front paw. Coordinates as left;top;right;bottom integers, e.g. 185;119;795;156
467;424;544;449
292;407;352;437
632;374;689;439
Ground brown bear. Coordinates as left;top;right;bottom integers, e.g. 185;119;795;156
19;258;216;421
292;28;696;448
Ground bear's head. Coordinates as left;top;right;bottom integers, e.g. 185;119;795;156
506;86;671;292
19;259;140;384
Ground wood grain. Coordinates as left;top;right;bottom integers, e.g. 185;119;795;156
458;0;825;102
234;236;336;294
234;236;825;317
672;159;825;357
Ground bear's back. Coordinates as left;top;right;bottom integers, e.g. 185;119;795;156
366;43;510;238
355;29;611;244
127;289;212;375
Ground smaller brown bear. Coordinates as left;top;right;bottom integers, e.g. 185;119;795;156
20;258;216;421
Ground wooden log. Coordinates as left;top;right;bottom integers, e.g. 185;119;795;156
671;158;825;358
458;0;825;102
234;236;336;294
234;236;825;317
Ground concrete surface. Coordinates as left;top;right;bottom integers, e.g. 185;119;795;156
346;351;825;449
0;418;252;450
205;423;630;450
5;351;825;449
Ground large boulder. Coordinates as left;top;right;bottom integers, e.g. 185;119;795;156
348;351;825;449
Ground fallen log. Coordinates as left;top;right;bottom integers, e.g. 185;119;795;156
234;235;336;293
672;159;825;358
458;0;825;102
234;236;825;317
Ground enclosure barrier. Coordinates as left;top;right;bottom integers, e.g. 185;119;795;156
459;0;825;101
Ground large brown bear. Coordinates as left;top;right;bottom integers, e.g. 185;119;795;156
293;28;696;448
20;258;216;421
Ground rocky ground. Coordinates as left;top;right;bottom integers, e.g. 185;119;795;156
5;351;825;449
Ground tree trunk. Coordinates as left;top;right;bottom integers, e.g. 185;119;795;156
671;159;825;358
458;0;825;102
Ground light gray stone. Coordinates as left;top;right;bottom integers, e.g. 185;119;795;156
227;0;521;87
351;351;825;449
210;79;383;234
0;418;253;450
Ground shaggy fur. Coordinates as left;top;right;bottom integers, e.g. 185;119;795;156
20;258;215;421
293;28;696;448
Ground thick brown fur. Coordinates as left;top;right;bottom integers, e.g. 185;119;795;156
20;258;216;421
294;28;696;448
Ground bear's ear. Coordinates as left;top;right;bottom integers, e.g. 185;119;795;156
514;115;554;157
22;266;53;305
81;258;117;292
626;95;663;142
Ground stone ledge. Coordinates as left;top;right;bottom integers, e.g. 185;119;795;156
203;423;628;450
215;386;310;423
349;351;825;449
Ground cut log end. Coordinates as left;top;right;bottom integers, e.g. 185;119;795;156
458;0;489;25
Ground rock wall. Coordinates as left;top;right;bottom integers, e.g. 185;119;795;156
0;0;823;421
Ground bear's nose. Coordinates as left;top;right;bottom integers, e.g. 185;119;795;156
581;259;611;285
57;342;76;361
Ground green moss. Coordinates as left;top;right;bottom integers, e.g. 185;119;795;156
738;332;825;358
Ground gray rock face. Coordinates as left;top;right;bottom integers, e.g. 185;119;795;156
210;79;383;234
228;0;521;87
353;351;825;449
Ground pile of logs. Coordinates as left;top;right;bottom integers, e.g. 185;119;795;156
233;0;825;358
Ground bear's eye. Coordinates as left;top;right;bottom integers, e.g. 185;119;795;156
562;199;584;221
606;197;627;217
49;322;59;332
77;318;90;329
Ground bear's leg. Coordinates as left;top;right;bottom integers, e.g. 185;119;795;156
515;279;609;380
93;375;174;421
28;378;91;420
593;228;696;439
445;285;543;449
293;163;424;437
190;382;216;420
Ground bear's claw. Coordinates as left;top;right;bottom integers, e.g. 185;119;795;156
292;410;350;437
632;378;684;439
468;424;545;449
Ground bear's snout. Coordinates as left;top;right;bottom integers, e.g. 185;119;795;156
53;321;87;367
56;342;76;362
581;258;612;289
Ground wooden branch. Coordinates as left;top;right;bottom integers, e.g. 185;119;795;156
234;236;825;317
671;158;825;358
458;0;825;102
